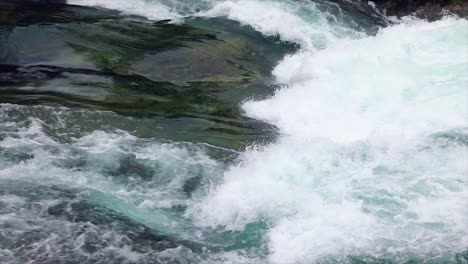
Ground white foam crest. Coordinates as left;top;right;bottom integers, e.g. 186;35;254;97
191;17;468;262
68;0;357;50
244;17;468;142
193;135;468;261
67;0;183;21
0;117;57;148
200;0;338;49
75;130;137;153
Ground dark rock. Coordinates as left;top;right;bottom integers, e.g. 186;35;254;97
0;0;68;25
7;0;66;5
371;0;468;21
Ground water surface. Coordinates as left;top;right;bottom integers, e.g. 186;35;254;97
0;0;467;263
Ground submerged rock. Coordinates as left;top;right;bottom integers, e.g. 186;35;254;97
0;4;287;149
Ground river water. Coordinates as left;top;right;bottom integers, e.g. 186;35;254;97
0;0;467;263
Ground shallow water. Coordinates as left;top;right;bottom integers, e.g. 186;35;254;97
0;0;467;263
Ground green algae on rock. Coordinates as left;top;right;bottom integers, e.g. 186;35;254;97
0;4;294;150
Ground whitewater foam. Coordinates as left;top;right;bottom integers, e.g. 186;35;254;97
22;0;468;262
67;0;183;21
200;0;335;49
67;0;369;49
0;105;223;234
190;16;468;263
245;18;468;142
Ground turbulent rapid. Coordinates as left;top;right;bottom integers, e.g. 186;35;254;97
0;0;467;263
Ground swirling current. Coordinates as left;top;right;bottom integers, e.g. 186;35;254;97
0;0;467;263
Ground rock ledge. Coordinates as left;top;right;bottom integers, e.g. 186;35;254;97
372;0;468;21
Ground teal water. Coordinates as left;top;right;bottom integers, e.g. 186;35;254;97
0;0;467;263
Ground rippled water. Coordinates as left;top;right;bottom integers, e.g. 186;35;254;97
0;0;467;263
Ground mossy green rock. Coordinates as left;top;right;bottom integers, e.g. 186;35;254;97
0;4;295;149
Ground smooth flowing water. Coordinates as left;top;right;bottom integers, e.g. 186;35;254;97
0;0;467;263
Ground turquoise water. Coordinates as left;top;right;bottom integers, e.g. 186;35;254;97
0;0;467;263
